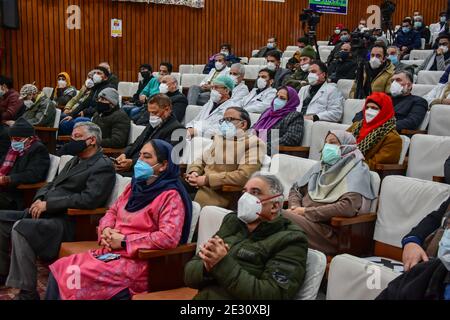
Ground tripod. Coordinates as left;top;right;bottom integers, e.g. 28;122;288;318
382;18;396;45
302;23;321;60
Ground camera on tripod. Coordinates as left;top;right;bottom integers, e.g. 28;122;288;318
350;30;377;50
300;8;322;30
380;0;396;22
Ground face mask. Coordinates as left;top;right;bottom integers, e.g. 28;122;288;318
308;72;320;86
237;192;282;224
359;24;365;30
267;43;275;49
215;61;225;71
300;63;310;72
267;62;277;71
210;89;222;103
414;21;422;28
64;139;89;156
335;29;341;35
85;79;95;89
220;50;229;56
149;115;163;128
402;27;411;33
0;89;5;98
388;55;399;65
96;102;111;114
440;45;449;54
365;108;380;123
441;16;447;23
93;74;103;84
369;57;382;69
257;77;268;90
339;51;350;60
219;121;237;138
438;229;450;271
11;141;25;152
58;80;67;88
134;159;158;181
390;80;405;97
159;83;169;94
340;35;350;42
230;75;239;85
321;143;342;166
140;71;151;80
24;100;34;109
273;98;287;111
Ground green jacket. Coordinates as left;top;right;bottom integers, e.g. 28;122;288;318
184;213;308;300
22;93;56;127
140;77;160;98
282;69;309;92
92;106;131;148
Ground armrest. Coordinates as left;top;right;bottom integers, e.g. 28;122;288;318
375;163;408;172
222;185;242;193
400;129;427;136
57;135;71;142
138;243;197;259
279;146;310;152
17;182;47;190
331;213;377;227
67;208;108;216
103;148;125;155
34;127;58;132
433;176;445;183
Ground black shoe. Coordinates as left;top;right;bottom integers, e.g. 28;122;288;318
13;290;40;300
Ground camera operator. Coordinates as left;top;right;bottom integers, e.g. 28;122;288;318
350;44;395;99
328;43;357;83
394;19;422;59
327;29;352;65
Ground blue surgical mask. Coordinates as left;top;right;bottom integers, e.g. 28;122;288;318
438;228;450;271
11;141;25;152
340;35;350;42
402;27;411;33
219;121;237;138
134;160;158;181
321;143;342;165
414;21;422;28
273;98;287;111
388;55;399;65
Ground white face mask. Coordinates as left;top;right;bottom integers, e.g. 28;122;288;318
159;83;169;94
210;89;222;103
215;61;225;71
438;229;450;271
149;115;163;128
257;77;268;90
57;80;67;88
230;75;239;85
308;72;320;86
85;79;95;89
369;57;382;69
138;72;144;83
266;62;277;71
300;63;310;72
93;74;103;84
220;50;229;56
365;108;380;123
390;80;405;97
237;192;263;224
439;45;449;54
24;100;34;109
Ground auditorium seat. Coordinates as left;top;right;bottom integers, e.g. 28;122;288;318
244;65;263;80
337;79;355;99
251;49;260;57
239;57;249;64
178;64;194;74
42;87;54;98
318;48;332;63
180;74;206;88
182;105;202;126
417;70;445;85
278;119;313;158
428;105;450;136
308;121;350;161
409;49;433;61
342;99;365;125
282;51;296;59
248;57;267;66
286;46;300;51
411;84;435;96
193;65;206;74
34;108;61;154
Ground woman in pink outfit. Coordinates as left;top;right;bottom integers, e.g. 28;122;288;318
45;139;192;300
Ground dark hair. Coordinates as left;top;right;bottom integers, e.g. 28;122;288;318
266;50;282;61
297;37;310;45
149;140;169;163
341;28;350;33
402;19;412;25
0;76;13;89
437;34;450;42
288;57;300;64
310;60;328;74
95;66;110;78
221;43;231;51
227;107;251;130
160;62;173;74
140;64;153;72
148;93;172;109
269;36;278;42
259;68;276;80
371;44;387;57
394;69;414;83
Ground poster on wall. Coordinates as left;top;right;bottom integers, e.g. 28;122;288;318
309;0;348;15
111;19;123;37
114;0;205;8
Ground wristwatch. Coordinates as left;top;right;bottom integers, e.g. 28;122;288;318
121;236;127;249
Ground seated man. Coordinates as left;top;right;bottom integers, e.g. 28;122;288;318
187;53;230;106
186;76;236;139
328;24;345;45
50;72;77;109
418;34;450;72
328;42;357;83
0;76;24;121
293;37;313;62
203;44;241;74
253;36;282;58
394;18;422;59
283;45;316;91
122;64;154;118
387;46;416;74
0;121;116;300
185;107;266;209
286;57;300;73
297;60;344;123
353;70;428;132
157;75;188;123
229;63;249;103
0;119;50;210
16;84;56;128
98;62;119;88
115;94;185;177
413;15;431;46
184;173;308;300
327;29;352;65
241;68;277;114
350;44;395;99
266;50;292;89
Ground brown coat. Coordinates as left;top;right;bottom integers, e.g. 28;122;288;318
187;134;266;209
348;122;402;171
349;61;395;99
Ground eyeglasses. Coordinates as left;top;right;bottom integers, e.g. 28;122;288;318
219;117;242;124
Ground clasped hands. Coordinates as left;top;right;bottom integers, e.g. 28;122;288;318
198;235;230;272
100;227;125;251
184;172;207;188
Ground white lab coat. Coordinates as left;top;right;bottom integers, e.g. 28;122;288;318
231;82;250;103
297;82;344;123
200;67;230;86
423;83;449;105
240;87;277;114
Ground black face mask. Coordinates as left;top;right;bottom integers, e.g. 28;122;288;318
96;102;111;114
61;139;89;156
141;71;151;79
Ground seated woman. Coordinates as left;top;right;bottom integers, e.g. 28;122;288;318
348;92;402;171
45;139;192;300
62;70;95;117
51;72;77;109
283;130;376;256
252;86;303;155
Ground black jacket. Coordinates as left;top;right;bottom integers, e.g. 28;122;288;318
328;58;357;83
266;111;304;156
0;124;10;160
445;156;450;184
92;107;131;149
69;79;116;118
0;141;50;209
132;77;152;106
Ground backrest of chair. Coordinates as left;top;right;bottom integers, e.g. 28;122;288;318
46;155;60;182
128;123;146;145
42;87;54;98
282;51;296;59
428;105;450;136
105;174;131;208
53;108;62;129
240;57;249;64
249;112;261;127
308;122;350;161
244;65;263;80
406;134;450;180
337;79;355;99
319;49;332;63
399;135;410;165
296;249;327;300
420;111;431;131
118;82;133;96
269;154;318;198
281;57;290;68
196;206;232;253
193;65;206;74
286;46;300;51
183;105;202;126
400;59;424;67
180;74;206;88
179;65;194;74
417;70;445;85
301;119;314;147
317;41;330;46
130;83;139;96
179;136;213;165
374;175;450;248
369;171;381;213
171;72;181;84
58;155;74;174
251;49;260;57
410;49;433;60
326;254;400;300
248;58;267;66
342;99;365;125
188;202;202;243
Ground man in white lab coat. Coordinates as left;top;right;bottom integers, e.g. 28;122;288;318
240;68;277;114
229;63;249;103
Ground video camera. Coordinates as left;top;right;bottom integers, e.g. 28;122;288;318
300;8;322;30
381;0;396;21
350;30;377;51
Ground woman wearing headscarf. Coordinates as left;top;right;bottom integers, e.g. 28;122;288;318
51;72;77;109
252;86;303;155
348;92;402;171
45;139;192;300
283;130;376;255
63;70;96;116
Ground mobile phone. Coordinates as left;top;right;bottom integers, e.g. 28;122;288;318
95;253;121;262
109;157;119;164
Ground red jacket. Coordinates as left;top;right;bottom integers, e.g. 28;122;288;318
0;89;23;121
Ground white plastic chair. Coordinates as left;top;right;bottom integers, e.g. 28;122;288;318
42;87;54;99
282;51;296;59
417;70;445;85
318;48;332;63
244;65;263;80
188;202;201;243
180;74;206;88
308;122;351;161
118;82;134;97
316;41;330;46
249;112;261;127
286;46;300;51
128;123;146;145
248;58;267;66
46;155;61;182
342;99;365;125
409;49;433;61
251;49;260;57
193;65;206;74
337;79;355;99
428;105;450;136
399;135;410;165
301;120;314;148
179;65;194;74
411;84;435;96
183;105;202;126
239;57;249;65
